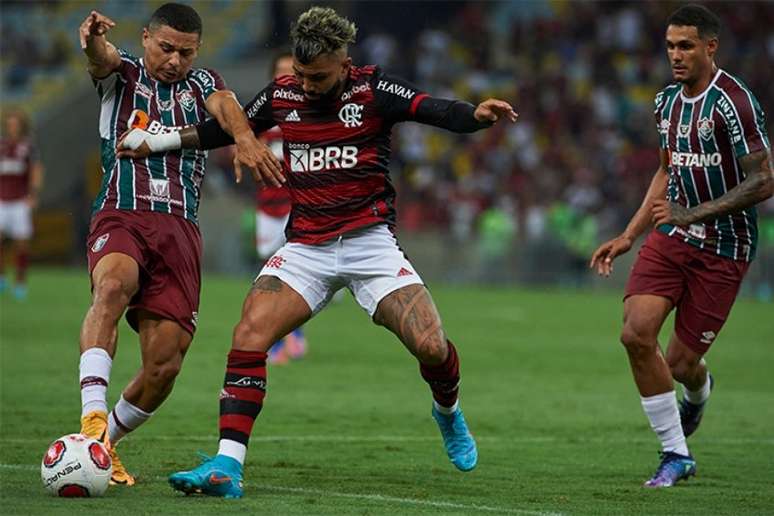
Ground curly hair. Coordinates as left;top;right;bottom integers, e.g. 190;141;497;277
290;6;357;64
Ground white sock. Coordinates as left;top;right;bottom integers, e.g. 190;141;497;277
641;391;689;456
218;439;247;465
683;371;711;405
79;348;112;417
433;399;459;415
108;396;153;444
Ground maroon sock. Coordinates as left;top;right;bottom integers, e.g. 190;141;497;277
419;340;460;408
219;350;267;447
15;249;28;284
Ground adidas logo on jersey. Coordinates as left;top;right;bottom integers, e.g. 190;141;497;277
285;110;301;122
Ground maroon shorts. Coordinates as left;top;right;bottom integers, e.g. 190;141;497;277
625;230;748;354
87;209;202;336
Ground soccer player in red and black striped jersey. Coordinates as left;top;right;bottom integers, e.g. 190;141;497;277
75;3;281;487
590;4;772;488
120;6;516;498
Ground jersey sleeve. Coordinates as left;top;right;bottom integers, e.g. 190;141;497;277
243;82;278;134
371;69;429;123
189;68;226;101
92;48;140;99
719;87;770;158
654;90;668;150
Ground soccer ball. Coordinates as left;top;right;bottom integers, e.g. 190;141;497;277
41;433;112;497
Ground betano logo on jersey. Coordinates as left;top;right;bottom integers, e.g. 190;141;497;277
288;144;358;172
670;151;722;167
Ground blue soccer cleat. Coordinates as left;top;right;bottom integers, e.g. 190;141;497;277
169;453;244;498
432;405;478;472
643;451;696;488
679;374;714;438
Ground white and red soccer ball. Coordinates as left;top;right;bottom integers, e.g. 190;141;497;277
41;434;112;497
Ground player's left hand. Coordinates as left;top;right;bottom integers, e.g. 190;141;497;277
651;199;696;226
474;99;518;124
116;128;152;159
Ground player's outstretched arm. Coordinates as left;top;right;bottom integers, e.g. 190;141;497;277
652;149;774;227
590;149;669;277
414;97;517;133
79;10;120;78
204;91;284;186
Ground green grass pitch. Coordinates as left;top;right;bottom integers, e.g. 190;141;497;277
1;269;772;515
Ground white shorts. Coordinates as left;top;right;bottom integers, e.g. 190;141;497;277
259;224;424;316
0;200;32;240
256;211;289;259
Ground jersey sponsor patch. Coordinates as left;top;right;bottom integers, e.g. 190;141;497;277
376;79;416;99
289;145;358;172
670;151;722;167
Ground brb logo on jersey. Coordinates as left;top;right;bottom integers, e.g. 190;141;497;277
288;143;358;172
339;103;364;128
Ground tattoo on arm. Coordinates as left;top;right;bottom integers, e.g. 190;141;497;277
251;276;283;293
691;149;774;222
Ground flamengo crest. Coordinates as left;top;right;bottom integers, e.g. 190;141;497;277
339;103;363;128
697;117;715;141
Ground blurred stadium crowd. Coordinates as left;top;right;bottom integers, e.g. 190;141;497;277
2;0;773;296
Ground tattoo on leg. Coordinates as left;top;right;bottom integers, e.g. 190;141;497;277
251;276;283;293
377;285;445;357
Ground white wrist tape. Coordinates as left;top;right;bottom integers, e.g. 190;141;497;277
146;131;182;152
122;128;182;152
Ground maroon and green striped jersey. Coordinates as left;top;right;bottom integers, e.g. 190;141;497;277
655;69;770;261
243;65;430;244
92;49;225;224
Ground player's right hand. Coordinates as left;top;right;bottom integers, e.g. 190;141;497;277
232;133;285;187
589;235;633;277
79;10;116;49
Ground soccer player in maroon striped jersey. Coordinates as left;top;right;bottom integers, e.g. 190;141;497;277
0;109;43;300
120;6;516;498
590;4;772;488
76;3;282;487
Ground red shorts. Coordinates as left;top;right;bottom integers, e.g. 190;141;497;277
625;230;748;354
87;209;202;336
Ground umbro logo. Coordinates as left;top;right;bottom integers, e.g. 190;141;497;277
285;110;301;122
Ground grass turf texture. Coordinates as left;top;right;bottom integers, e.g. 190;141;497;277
1;268;772;515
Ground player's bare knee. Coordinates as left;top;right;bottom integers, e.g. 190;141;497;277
620;322;656;356
93;276;132;309
232;318;273;352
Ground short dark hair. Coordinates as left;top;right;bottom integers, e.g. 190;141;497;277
270;51;293;76
290;6;357;64
148;3;203;37
667;4;720;39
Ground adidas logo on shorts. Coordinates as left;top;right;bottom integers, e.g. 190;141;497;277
285;110;301;122
397;267;413;277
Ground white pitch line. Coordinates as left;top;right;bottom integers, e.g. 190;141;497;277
0;463;561;516
3;435;773;445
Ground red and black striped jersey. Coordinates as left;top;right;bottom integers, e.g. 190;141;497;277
243;65;430;244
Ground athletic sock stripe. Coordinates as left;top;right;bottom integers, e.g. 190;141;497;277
220;398;263;418
225;386;266;403
111;411;132;433
220;414;259;432
224;372;266;390
80;376;108;388
219;428;250;446
226;359;266;369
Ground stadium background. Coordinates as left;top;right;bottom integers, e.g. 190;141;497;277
2;2;774;514
1;0;773;297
